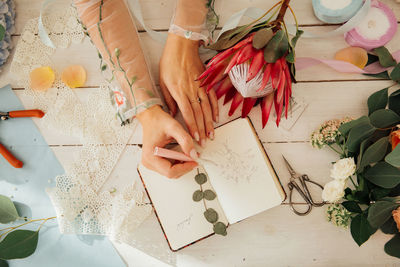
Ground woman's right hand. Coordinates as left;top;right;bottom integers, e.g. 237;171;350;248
137;105;198;178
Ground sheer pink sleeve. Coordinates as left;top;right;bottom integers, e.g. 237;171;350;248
168;0;218;43
74;0;162;123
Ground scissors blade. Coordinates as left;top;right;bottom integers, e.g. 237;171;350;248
282;155;297;177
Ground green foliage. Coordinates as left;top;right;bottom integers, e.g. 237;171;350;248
381;217;398;235
0;260;8;267
386;145;400;168
339;116;369;137
388;89;400;116
195;173;207;185
358;137;388;171
0;195;19;224
252;28;273;50
367;87;388;115
385;234;400;258
192;190;204;202
341;201;362;213
367;201;399;228
286;29;303;63
203;190;217;200
350;213;375;246
264;30;289;63
0;25;5;42
369;109;400;128
346;119;376;153
373;47;397;68
364;162;400;189
213;222;227;236
207;26;253;51
390;63;400;83
204;208;218;223
0;230;39;260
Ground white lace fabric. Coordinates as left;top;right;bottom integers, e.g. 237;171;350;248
10;4;152;246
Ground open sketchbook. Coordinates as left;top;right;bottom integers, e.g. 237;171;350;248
138;118;286;251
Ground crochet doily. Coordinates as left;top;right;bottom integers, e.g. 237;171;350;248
10;4;153;247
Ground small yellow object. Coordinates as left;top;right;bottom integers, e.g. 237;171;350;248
61;65;87;89
334;47;368;69
29;66;55;91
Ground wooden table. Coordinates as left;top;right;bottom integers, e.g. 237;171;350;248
1;0;400;266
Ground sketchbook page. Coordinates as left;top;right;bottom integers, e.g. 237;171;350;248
199;118;285;224
137;165;228;251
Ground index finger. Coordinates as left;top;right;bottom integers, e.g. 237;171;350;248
150;155;198;178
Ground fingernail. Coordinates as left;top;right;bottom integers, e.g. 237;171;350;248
201;139;206;148
194;132;200;142
209;131;214;140
190;149;198;160
216;116;219;123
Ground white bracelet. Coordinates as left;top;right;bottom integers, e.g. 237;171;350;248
168;24;209;43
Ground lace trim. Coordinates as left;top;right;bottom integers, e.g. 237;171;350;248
169;23;209;43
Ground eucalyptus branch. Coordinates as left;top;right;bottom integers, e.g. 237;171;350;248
0;216;56;239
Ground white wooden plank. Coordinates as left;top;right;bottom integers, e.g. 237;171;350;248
13;0;400;34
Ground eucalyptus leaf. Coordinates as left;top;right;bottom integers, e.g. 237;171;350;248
389;89;400;116
195;173;207;185
204;208;218;223
363;71;390;80
367;201;399;228
0;25;5;42
373;47;397;68
371;187;391;200
203;190;217;201
341;201;362;213
358;137;389;170
0;230;39;260
364;162;400;189
385;145;400;168
286;49;295;64
357;138;371;172
0;260;7;267
389;63;400;83
0;195;19;224
207;26;252;51
192;190;204;202
381;217;398;234
213;222;227;236
252;28;273;50
369;109;400;128
384;234;400;258
291;29;304;48
367;88;388;115
264;30;289;63
350;213;374;246
339;116;369;137
346;121;376;152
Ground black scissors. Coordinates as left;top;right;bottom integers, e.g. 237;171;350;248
283;156;325;216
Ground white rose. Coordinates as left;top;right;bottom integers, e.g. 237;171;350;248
322;180;346;203
330;157;356;181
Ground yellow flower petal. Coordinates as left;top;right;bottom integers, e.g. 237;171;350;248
334;47;368;69
29;66;55;91
61;65;87;89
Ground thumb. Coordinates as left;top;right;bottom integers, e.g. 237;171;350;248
167;122;198;160
160;80;178;117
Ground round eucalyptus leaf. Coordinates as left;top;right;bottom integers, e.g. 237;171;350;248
384;234;400;258
192;190;204;202
0;230;39;260
195;173;207;185
204;208;218;223
203;190;217;201
263;30;289;63
213;222;227;236
0;25;5;42
0;195;19;224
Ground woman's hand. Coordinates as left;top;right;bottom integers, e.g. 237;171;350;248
137;105;198;178
159;34;219;147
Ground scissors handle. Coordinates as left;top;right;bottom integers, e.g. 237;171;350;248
9;110;45;118
288;182;312;216
301;175;325;207
0;143;23;168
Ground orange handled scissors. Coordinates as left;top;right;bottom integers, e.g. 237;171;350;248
0;109;45;168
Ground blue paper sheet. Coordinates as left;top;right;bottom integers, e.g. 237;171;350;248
0;85;125;267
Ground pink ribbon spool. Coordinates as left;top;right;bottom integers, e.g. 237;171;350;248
344;0;398;50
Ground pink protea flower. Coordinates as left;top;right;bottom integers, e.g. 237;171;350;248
198;34;293;128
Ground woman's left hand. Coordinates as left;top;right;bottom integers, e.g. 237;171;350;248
159;34;219;147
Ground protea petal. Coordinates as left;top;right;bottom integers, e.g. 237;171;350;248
257;64;272;92
247;50;265;82
228;92;244;116
284;64;292;97
207;47;235;68
200;61;227;87
284;82;289;119
224;49;242;75
271;59;282;89
215;77;234;99
241;97;257;118
276;71;286;104
276;96;284;126
261;93;274;128
236;44;257;66
224;86;237;104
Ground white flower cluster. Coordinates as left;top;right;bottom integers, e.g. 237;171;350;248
311;117;353;148
326;203;352;228
322;158;356;203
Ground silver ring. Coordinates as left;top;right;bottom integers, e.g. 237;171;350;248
190;97;201;104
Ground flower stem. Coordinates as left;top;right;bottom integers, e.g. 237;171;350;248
327;144;342;155
287;4;299;30
349;177;357;188
273;0;292;30
0;216;56;239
